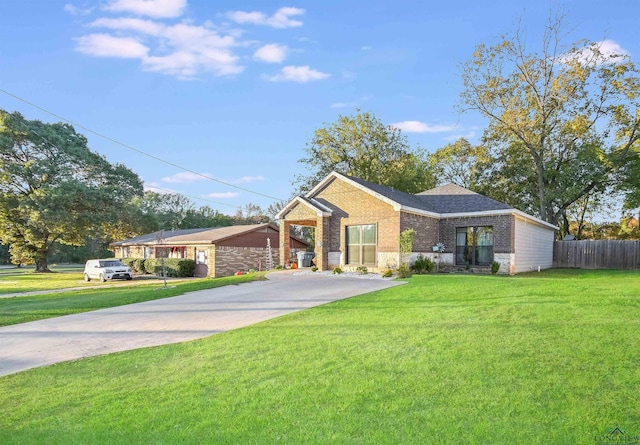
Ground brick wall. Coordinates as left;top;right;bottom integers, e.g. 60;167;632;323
312;177;400;255
400;211;439;252
438;214;514;254
214;246;280;277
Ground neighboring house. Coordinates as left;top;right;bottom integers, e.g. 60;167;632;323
277;172;557;274
110;223;308;278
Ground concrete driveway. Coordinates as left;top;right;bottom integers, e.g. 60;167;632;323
0;271;403;377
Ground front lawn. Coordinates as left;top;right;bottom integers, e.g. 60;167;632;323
0;273;266;327
0;269;638;444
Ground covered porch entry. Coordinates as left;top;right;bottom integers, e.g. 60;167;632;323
278;197;332;271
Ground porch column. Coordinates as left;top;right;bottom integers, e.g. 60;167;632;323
315;216;330;271
280;219;290;267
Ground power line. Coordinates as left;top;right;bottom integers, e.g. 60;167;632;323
0;88;284;201
146;185;242;210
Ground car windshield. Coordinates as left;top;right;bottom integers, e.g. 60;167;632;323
99;260;124;267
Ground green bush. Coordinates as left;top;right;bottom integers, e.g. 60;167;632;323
120;258;136;270
142;258;195;277
311;266;318;272
382;269;393;278
133;258;146;274
332;267;343;274
356;266;368;275
176;259;195;277
412;254;435;274
144;258;158;275
396;262;412;278
491;260;501;275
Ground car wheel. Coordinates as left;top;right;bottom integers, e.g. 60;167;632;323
99;273;107;282
84;273;91;282
126;275;133;281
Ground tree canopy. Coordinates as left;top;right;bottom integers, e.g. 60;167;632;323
0;110;144;271
296;111;435;194
430;138;490;188
460;15;640;227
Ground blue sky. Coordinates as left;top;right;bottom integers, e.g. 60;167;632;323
1;0;638;214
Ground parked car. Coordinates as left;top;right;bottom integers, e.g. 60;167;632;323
83;259;133;282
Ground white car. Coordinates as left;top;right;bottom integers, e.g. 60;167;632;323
84;259;133;282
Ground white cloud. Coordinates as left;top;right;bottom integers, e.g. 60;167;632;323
226;7;304;29
64;3;93;16
206;192;240;199
361;45;372;51
91;17;165;35
162;172;210;183
254;44;287;63
75;34;149;58
597;39;630;59
231;175;264;184
104;0;186;19
562;39;630;65
82;18;243;78
391;121;456;133
265;65;330;83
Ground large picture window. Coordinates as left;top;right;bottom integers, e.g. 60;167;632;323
346;224;377;265
456;226;494;266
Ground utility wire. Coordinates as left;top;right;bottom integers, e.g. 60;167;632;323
146;185;242;210
0;88;284;201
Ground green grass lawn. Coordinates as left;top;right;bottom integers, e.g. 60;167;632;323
0;269;638;444
0;273;266;326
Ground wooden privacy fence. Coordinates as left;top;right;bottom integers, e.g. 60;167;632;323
554;240;640;270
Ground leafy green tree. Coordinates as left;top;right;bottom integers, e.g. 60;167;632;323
430;138;490;188
0;110;143;271
296;111;435;194
233;203;269;225
460;15;640;226
181;205;233;228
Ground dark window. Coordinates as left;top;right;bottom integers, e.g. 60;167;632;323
456;226;493;266
346;224;377;265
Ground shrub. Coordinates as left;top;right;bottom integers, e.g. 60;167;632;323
144;258;158;275
382;269;393;278
176;259;195;277
120;258;136;269
332;267;343;274
275;264;283;270
491;260;501;275
396;262;412;278
412;254;435;274
141;258;193;277
311;266;318;272
356;266;368;275
133;258;146;274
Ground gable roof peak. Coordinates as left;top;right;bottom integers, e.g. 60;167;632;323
417;183;478;196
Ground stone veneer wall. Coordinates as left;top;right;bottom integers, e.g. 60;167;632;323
214;246;280;277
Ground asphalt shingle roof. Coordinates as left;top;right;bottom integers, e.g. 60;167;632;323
343;175;513;214
111;224;272;246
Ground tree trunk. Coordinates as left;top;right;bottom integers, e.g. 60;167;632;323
34;255;51;273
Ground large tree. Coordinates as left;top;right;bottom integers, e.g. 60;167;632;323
429;138;490;188
296;111;435;194
460;15;640;226
0;110;143;271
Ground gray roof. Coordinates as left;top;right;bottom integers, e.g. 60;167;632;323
344;175;513;214
111;224;278;246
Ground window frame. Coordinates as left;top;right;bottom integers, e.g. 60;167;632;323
455;226;494;267
346;224;377;266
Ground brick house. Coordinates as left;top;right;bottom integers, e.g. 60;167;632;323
110;223;308;278
277;172;557;274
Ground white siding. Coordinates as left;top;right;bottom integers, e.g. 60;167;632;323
513;216;555;273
